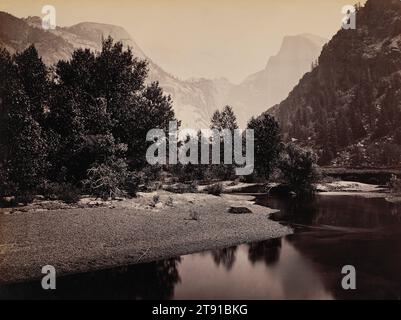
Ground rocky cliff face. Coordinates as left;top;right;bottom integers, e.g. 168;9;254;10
227;34;326;126
270;0;401;167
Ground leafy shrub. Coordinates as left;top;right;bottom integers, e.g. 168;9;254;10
40;181;81;203
239;173;256;183
164;182;198;194
124;171;140;197
206;183;223;196
188;210;200;221
278;144;319;197
59;184;81;204
14;193;34;205
40;181;60;199
172;163;206;183
84;159;130;200
166;196;174;206
0;166;9;197
153;194;160;204
138;165;162;188
208;165;235;181
138;166;162;191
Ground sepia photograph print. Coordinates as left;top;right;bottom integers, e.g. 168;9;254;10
0;0;401;305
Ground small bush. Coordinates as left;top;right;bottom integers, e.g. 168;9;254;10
169;163;206;183
166;196;174;206
149;194;160;207
140;165;162;185
15;193;35;205
189;210;200;221
206;183;223;196
0;166;10;198
124;171;140;197
84;159;129;200
164;182;198;194
153;194;160;204
208;165;235;181
39;181;58;200
59;184;81;204
41;182;80;203
239;173;256;183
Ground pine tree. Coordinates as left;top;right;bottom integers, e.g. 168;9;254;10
14;45;49;124
0;49;13;166
127;81;176;168
348;107;366;140
210;105;238;131
209;105;239;180
0;47;49;199
2;81;48;200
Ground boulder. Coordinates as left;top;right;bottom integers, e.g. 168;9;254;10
228;206;252;214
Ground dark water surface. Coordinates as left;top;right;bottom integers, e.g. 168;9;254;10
1;193;401;300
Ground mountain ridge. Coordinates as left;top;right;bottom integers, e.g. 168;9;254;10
0;11;221;128
269;0;401;167
0;11;325;129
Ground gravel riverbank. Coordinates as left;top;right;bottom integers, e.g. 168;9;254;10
0;192;291;284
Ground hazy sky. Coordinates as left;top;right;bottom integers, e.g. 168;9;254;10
1;0;365;83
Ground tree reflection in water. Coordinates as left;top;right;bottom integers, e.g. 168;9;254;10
210;246;238;271
208;238;283;271
0;258;181;300
248;238;282;266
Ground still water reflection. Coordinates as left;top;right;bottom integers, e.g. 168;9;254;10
1;194;401;300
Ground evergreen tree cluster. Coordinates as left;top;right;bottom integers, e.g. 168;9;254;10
272;0;401;167
172;106;283;183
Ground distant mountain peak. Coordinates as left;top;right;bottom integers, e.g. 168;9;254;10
269;34;327;68
226;33;327;126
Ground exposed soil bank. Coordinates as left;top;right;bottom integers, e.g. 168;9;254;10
0;192;291;284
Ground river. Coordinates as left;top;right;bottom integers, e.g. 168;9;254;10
1;193;401;299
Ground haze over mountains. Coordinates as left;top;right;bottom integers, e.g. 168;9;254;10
227;33;326;125
0;11;325;128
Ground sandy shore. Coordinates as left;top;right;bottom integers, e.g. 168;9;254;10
316;181;401;202
315;181;387;193
0;192;291;284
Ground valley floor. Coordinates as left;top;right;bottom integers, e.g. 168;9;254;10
0;192;290;284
